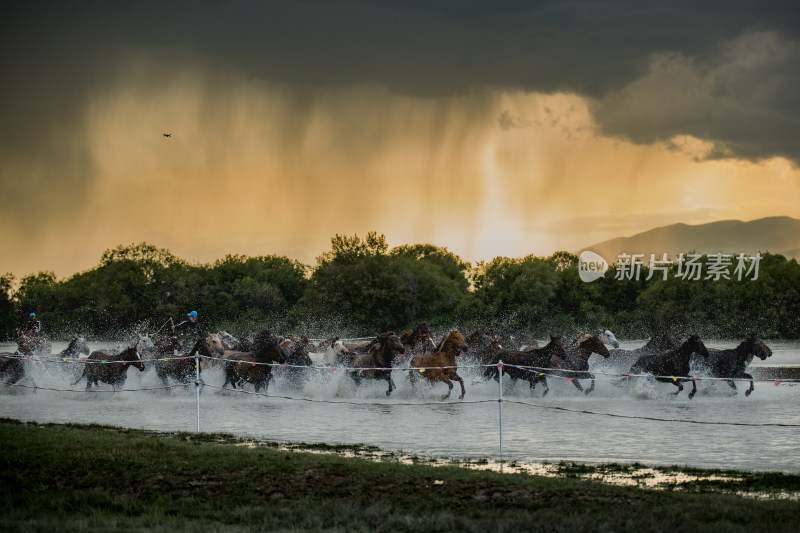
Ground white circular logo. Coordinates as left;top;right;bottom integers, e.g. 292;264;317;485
579;251;608;282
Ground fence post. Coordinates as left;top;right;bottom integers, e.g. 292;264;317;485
498;359;504;473
194;355;201;433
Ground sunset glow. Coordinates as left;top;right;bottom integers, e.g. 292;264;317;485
2;3;798;277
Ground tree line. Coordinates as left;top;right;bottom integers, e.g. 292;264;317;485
1;233;799;341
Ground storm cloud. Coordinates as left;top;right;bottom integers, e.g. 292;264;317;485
2;1;799;276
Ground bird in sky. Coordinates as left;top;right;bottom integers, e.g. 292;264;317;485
163;133;172;137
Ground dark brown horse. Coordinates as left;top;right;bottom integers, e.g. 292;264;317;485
222;330;287;393
555;332;612;394
16;332;52;356
399;323;436;364
483;334;567;396
629;333;710;399
409;329;469;400
349;331;406;396
0;355;25;384
73;346;145;390
152;338;216;387
279;335;315;387
695;333;772;396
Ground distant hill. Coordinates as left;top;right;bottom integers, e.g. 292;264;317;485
577;216;800;263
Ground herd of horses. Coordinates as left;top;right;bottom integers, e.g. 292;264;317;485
0;324;774;400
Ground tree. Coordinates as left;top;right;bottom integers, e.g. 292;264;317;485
0;273;15;340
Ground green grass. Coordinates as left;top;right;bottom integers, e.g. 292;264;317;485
0;419;798;532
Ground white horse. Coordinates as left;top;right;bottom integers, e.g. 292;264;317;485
597;329;620;349
308;338;349;366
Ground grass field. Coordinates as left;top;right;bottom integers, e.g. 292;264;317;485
1;418;798;532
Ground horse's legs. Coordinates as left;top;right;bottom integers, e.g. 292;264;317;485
385;373;393;396
743;373;755;396
570;377;586;394
439;376;454;400
454;373;465;400
531;375;549;396
583;377;596;395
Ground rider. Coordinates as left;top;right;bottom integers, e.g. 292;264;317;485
22;313;42;337
171;310;202;349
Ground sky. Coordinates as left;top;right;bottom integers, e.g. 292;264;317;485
2;1;799;278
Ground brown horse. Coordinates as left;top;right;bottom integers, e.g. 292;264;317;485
484;334;567;396
409;329;469;400
401;324;436;355
554;332;612;395
349;332;406;396
629;333;710;399
279;335;315;387
222;329;287;393
0;355;25;385
73;346;145;390
16;332;52;356
152;338;216;387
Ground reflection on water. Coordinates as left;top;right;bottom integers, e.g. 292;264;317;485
1;339;799;474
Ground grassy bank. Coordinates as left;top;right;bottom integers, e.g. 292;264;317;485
1;419;798;532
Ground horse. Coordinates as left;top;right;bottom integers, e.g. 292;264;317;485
216;330;252;351
409;329;469;400
607;330;682;369
693;333;772;396
348;332;406;396
308;338;349;366
461;329;503;365
553;332;613;394
628;333;710;399
222;329;287;393
0;355;25;385
400;324;436;356
72;345;145;390
16;332;52;356
152;338;216;387
483;334;567;396
279;335;315;387
54;335;92;379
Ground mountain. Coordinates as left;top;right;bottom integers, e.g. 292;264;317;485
577;216;800;263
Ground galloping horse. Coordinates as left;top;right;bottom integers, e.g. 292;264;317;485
484;334;567;396
695;333;772;396
152;338;216;387
73;345;145;390
308;338;349;366
555;332;612;394
629;333;710;399
222;329;287;393
400;323;436;359
16;332;52;356
0;355;25;385
55;335;92;379
279;335;315;387
349;332;406;396
409;329;469;400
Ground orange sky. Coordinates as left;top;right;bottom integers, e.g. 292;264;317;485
2;4;798;279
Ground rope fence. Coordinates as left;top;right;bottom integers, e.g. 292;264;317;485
2;351;798;386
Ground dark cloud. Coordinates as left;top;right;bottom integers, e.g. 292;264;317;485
2;0;799;186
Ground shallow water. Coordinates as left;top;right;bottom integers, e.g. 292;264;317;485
1;339;799;474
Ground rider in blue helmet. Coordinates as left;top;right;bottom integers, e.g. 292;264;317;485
171;310;202;349
23;312;42;336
